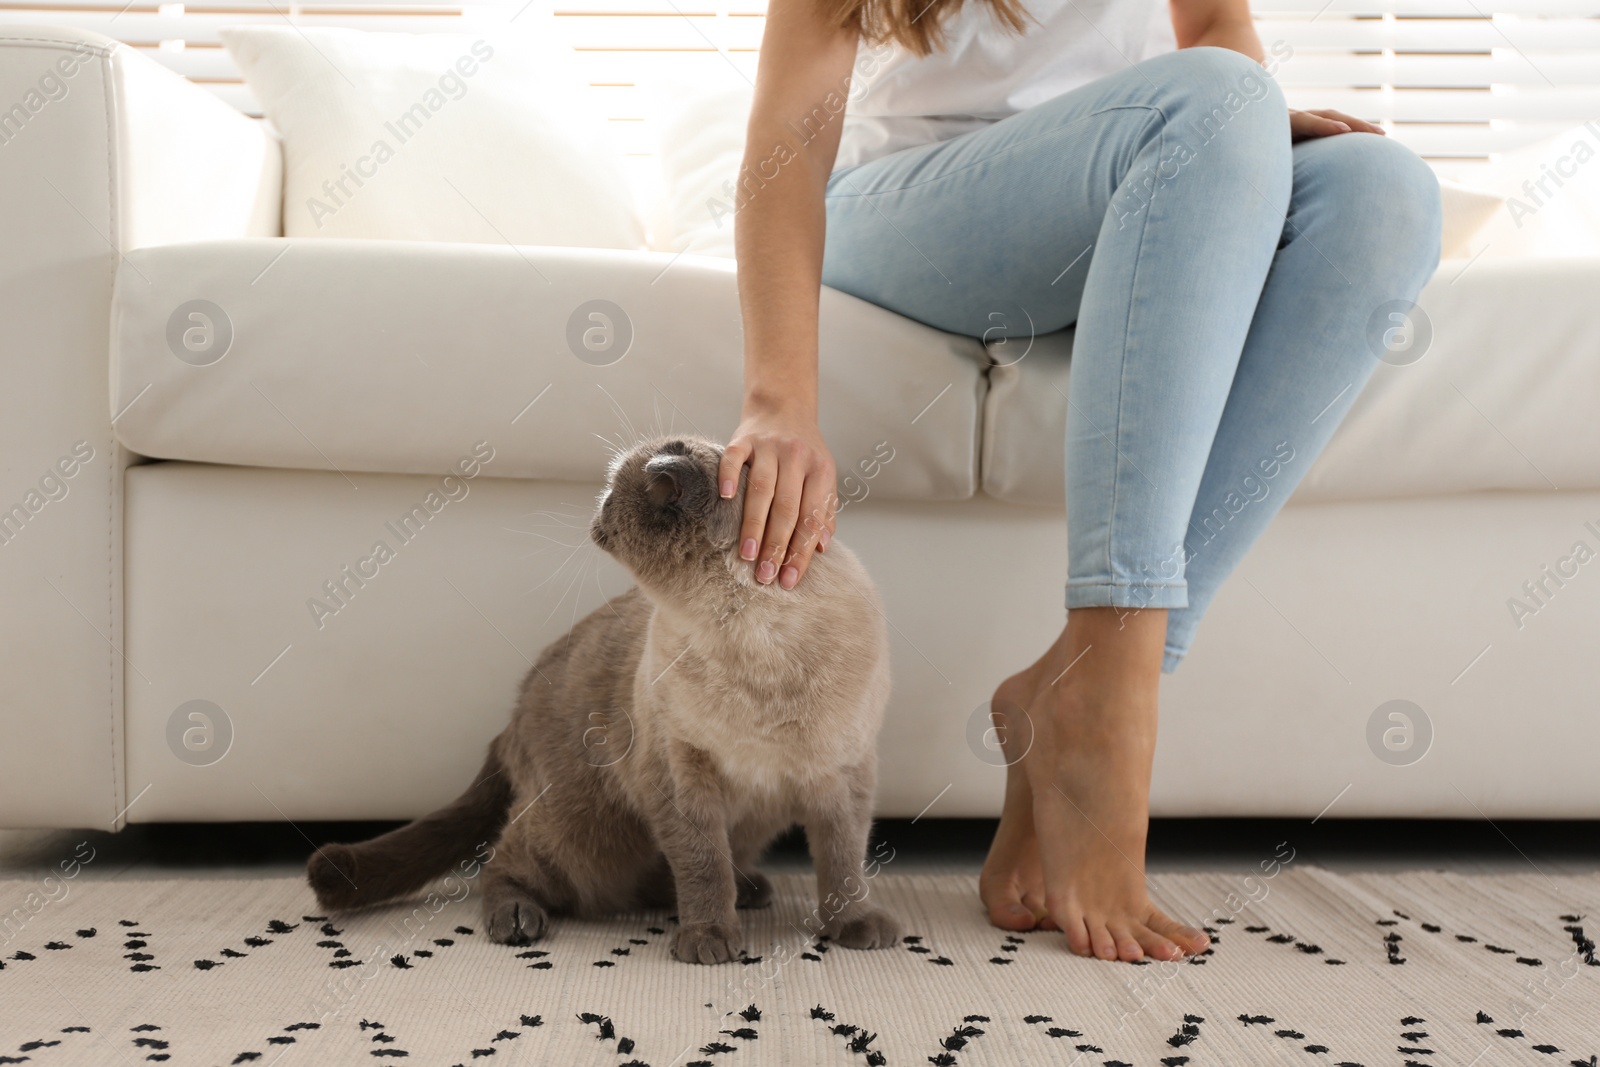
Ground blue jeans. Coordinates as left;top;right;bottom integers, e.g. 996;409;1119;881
821;46;1442;671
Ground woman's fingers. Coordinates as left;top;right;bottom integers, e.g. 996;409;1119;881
757;450;807;584
1289;109;1349;142
739;448;778;564
721;415;836;586
1308;108;1386;135
780;463;837;589
717;439;749;500
1290;108;1387;142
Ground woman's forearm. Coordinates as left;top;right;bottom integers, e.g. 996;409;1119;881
733;2;858;421
733;161;828;421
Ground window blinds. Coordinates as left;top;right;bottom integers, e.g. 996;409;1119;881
3;0;1593;174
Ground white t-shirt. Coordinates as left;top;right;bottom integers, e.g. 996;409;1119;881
835;0;1175;170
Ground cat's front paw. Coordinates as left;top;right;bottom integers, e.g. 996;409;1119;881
484;892;549;946
826;908;902;950
671;921;743;964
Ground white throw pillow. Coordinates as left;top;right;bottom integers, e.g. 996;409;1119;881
1466;122;1600;258
650;84;752;258
222;26;644;249
1437;178;1504;259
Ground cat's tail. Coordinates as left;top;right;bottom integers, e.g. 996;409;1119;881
306;745;512;912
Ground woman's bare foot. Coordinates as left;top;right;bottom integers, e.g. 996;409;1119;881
978;668;1054;932
978;608;1210;963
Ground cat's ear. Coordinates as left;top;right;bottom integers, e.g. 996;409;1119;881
646;468;683;509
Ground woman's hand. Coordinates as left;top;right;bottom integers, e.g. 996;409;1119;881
721;0;855;590
1290;109;1386;143
718;409;837;590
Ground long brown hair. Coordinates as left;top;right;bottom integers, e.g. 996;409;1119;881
823;0;1034;57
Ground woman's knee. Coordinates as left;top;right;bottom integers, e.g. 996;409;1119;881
1145;47;1289;139
1297;133;1443;273
1138;47;1292;195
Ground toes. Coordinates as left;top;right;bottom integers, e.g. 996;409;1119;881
1055;908;1093;957
1133;923;1183;961
1108;923;1145;963
1020;887;1051;923
1051;906;1175;963
1148;909;1210;955
1088;920;1119;961
981;877;1041;932
1024;887;1056;930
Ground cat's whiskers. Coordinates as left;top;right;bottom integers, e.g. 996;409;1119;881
595;557;625;619
512;510;588;527
595;383;641;450
563;540;598;646
504;504;600;557
594;432;630;477
506;534;587;559
535;538;603;632
523;544;590;596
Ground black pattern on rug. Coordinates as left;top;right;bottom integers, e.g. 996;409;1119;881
3;869;1597;1065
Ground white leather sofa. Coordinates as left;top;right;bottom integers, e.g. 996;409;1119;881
4;27;1598;832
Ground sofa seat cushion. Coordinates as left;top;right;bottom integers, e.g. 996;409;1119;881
983;257;1600;505
112;240;986;501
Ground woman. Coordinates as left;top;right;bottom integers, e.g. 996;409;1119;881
713;0;1442;963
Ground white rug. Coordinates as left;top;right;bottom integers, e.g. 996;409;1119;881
1;865;1597;1066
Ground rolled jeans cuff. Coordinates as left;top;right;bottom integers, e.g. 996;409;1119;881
1064;579;1188;611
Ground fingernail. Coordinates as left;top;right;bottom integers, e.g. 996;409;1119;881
720;479;735;498
756;560;776;583
819;527;831;550
1007;904;1028;916
740;538;757;561
779;565;799;589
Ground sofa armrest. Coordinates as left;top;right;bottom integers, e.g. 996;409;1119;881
110;37;281;247
0;26;281;248
0;28;277;829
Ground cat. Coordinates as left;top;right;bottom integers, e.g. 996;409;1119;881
307;435;901;963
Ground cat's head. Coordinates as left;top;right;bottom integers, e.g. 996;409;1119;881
590;436;742;578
